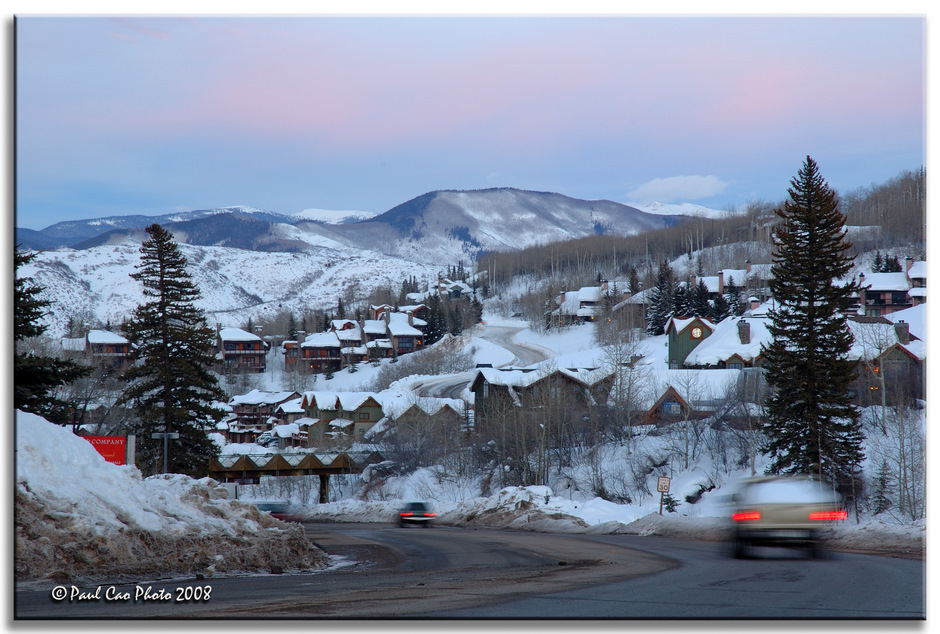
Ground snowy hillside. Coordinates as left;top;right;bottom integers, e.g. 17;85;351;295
15;411;328;583
235;317;924;559
19;238;443;337
354;188;681;264
292;208;377;224
628;201;734;219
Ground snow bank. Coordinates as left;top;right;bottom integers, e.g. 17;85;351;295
15;411;328;583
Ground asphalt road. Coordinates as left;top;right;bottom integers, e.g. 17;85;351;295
14;522;924;620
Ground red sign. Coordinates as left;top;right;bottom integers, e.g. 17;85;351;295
85;436;127;465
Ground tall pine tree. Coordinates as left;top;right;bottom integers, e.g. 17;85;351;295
14;249;89;423
761;157;864;489
646;260;675;335
119;225;226;477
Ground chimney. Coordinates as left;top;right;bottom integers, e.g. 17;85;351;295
601;279;609;292
895;320;910;345
749;297;760;310
858;273;867;311
906;256;914;273
718;270;725;296
745;259;752;275
738;320;751;345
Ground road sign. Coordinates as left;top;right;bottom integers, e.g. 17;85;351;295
657;476;671;493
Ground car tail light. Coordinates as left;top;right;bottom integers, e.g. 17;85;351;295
809;510;847;520
732;511;761;521
424;512;437;517
400;512;413;517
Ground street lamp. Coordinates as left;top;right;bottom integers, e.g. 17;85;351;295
151;432;179;473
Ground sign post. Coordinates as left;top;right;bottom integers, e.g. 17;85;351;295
657;476;671;515
151;432;180;473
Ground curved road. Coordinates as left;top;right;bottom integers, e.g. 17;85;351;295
15;522;924;619
414;324;555;399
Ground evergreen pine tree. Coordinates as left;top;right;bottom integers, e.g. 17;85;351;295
871;459;894;515
119;225;226;477
672;281;692;318
14;249;90;423
711;293;731;322
884;254;903;272
628;266;641;295
691;278;711;317
761;157;864;489
646;260;675;335
873;251;883;272
424;295;448;345
287;313;298;341
724;275;745;316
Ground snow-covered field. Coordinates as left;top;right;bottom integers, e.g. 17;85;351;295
14;315;926;587
235;315;926;559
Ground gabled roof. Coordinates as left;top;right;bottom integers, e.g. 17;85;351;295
858;272;910;292
87;329;129;344
363;319;388;335
230;389;300;406
684;316;770;367
301;331;341;348
907;261;926;280
388;312;422;336
665;316;715;336
218;327;261;342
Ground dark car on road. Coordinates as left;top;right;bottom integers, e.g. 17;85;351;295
729;476;846;558
399;501;436;527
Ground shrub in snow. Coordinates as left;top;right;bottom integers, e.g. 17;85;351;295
15;411;328;583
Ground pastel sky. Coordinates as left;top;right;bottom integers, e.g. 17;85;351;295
15;15;925;229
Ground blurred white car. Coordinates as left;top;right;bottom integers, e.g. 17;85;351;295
730;476;846;558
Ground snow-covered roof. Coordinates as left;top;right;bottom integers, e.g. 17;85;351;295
719;269;748;286
337;392;380;412
388;312;422;336
666;316;715;335
363;319;388;335
684;316;771;367
884;304;925;342
697;276;720;294
907;261;926;280
328;418;354;429
276;397;304;414
578;286;604;303
644;369;743;410
87;329;128;344
273;423;300;438
218;327;261;342
859;272;910;292
847;320;926;362
553;292;582;316
230;389;299;406
301;331;341;348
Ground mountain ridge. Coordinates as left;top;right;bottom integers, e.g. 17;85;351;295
16;187;690;263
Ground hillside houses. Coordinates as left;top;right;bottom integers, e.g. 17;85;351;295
219;388;467;452
217;327;267;373
60;329;132;370
289;306;428;374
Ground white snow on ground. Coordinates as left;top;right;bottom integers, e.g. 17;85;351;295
244;314;924;559
15;411;329;584
15;314;925;587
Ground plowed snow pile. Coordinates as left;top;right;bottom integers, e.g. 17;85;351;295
15;411;328;583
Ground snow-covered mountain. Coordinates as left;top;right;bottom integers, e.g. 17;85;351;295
341;188;684;264
17;188;688;262
18;238;443;338
627;201;732;219
16;188;695;334
292;208;378;224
